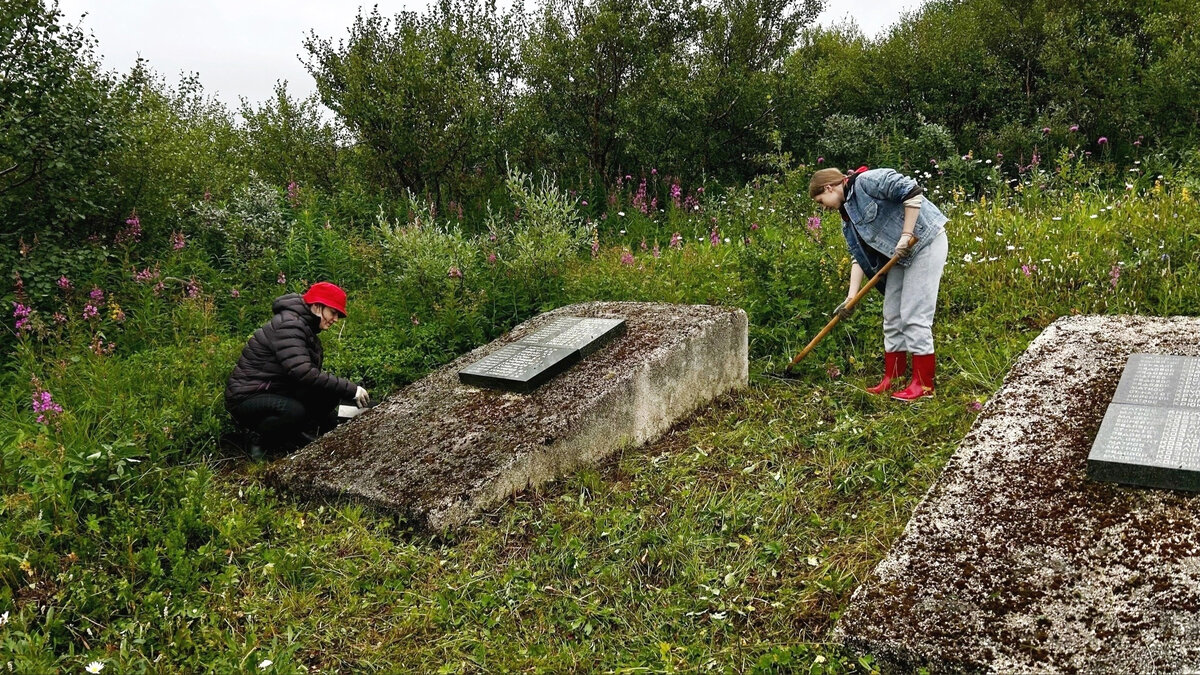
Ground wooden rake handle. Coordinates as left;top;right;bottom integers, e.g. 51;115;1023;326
782;238;915;374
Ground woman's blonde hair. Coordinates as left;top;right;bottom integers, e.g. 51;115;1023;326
808;168;846;198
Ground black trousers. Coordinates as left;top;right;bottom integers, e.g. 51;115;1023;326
229;392;339;449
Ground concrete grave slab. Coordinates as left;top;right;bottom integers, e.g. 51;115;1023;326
835;315;1200;673
268;302;748;531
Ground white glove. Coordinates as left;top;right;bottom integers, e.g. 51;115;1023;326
354;386;370;408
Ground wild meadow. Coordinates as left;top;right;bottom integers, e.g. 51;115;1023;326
3;157;1198;672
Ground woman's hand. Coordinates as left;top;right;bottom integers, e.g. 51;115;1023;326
895;232;917;259
355;386;370;408
834;297;857;320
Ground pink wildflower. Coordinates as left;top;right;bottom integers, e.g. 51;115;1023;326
1110;264;1121;288
1041;127;1051;135
89;287;104;305
487;252;497;265
1069;124;1079;132
116;212;142;245
57;276;72;290
287;181;299;205
31;384;63;424
277;272;286;285
620;250;635;266
710;225;720;246
652;241;661;258
807;216;821;233
670;232;682;249
1097;137;1108;145
750;222;759;231
12;302;32;333
184;279;201;299
640;238;648;251
447;266;463;279
411;314;420;326
83;304;99;320
230;288;240;298
670;183;682;207
172;231;186;250
53;312;66;324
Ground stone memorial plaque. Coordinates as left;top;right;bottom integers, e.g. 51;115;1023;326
1088;353;1200;491
521;316;626;356
458;316;626;392
457;342;578;393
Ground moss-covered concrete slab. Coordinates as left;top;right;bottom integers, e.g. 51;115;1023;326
268;302;748;530
836;315;1200;673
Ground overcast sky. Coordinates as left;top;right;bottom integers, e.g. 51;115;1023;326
57;0;920;113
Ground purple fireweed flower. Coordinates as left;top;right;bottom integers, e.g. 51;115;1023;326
1134;139;1141;147
650;168;657;175
581;200;588;206
184;279;201;299
1110;265;1121;288
83;304;99;320
620;250;635;266
807;216;821;233
277;272;286;285
969;401;983;412
670;183;682;207
57;276;72;290
447;266;463;279
487;252;497;264
230;288;240;298
172;232;186;250
652;241;661;258
670;232;682;249
1069;125;1079;132
13;302;31;333
1098;137;1108;145
134;267;159;283
1022;264;1032;277
640;238;648;251
32;387;64;424
53;312;66;324
996;152;1003;159
817;157;824;164
709;225;720;247
750;222;759;231
116;213;142;246
89;287;104;305
1041;127;1051;135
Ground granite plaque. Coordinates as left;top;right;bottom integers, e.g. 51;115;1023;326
1088;354;1200;491
458;316;626;392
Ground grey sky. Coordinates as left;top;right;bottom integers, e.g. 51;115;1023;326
57;0;919;113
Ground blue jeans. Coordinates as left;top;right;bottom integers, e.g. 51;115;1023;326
882;230;948;355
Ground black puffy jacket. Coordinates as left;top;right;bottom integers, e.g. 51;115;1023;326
224;293;358;410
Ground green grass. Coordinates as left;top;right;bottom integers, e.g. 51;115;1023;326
2;178;1198;673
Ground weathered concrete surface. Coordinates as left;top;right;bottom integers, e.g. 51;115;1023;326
268;302;748;530
836;315;1200;674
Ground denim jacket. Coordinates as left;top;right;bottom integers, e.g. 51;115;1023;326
841;169;948;272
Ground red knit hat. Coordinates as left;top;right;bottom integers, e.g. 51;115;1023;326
302;281;348;317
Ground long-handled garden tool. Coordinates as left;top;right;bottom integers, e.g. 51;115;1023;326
765;238;915;380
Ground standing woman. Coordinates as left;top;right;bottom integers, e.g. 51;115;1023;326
225;281;370;457
809;167;949;401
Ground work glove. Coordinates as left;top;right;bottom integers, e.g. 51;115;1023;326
834;298;856;320
354;386;370;408
894;232;917;259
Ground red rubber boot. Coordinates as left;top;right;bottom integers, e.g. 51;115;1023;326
893;353;936;401
866;351;907;395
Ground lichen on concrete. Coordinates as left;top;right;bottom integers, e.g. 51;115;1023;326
836;315;1200;673
268;302;748;531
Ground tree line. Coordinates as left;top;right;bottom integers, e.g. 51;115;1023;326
3;0;1199;237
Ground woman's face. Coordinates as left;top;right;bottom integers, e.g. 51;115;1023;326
813;182;844;211
314;304;343;331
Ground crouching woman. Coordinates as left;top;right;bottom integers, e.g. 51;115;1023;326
809;167;949;400
224;281;369;456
